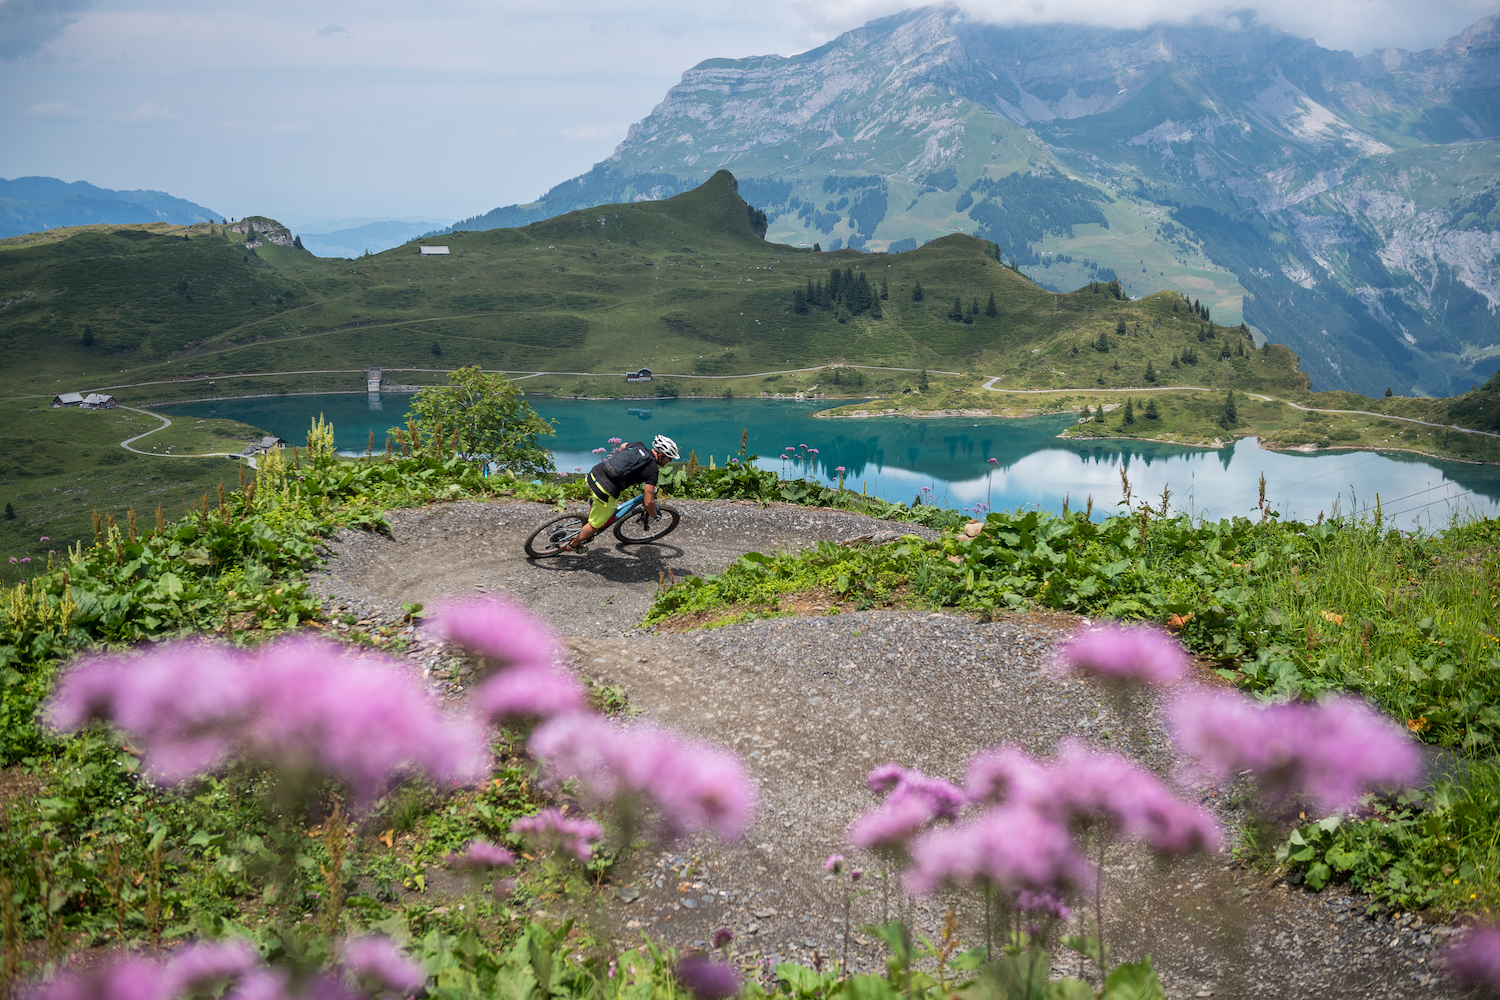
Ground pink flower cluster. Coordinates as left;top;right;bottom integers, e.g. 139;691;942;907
848;763;965;856
46;637;488;808
510;808;604;862
436;598;758;846
901;741;1218;898
1055;624;1188;686
1170;691;1421;812
29;937;422;1000
446;839;517;870
529;714;757;841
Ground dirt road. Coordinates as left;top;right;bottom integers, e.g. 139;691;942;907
311;499;1460;999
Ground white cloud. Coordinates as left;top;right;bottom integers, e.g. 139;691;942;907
112;101;177;124
29;100;82;118
316;22;348;36
0;0;103;60
560;123;628;141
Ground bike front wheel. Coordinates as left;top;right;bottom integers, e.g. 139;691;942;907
612;503;680;544
524;512;588;558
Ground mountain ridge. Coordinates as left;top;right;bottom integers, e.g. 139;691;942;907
0;176;219;239
432;7;1500;399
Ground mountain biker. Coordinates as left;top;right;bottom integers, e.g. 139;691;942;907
565;435;680;551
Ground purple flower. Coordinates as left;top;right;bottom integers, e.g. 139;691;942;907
162;941;262;995
511;808;603;861
342;935;425;995
8;558;15;564
475;666;585;725
446;839;516;870
824;853;845;873
674;955;741;1000
851;764;965;855
850;869;863;881
609;437;623;444
834;466;846;473
965;746;1054;810
1445;923;1500;990
1049;741;1220;855
593;448;607;455
1170;691;1420;813
905;804;1090;898
1015;889;1071;922
529;716;757;842
30;943;276;1000
430;596;559;674
46;638;488;809
1055;625;1188;686
867;762;907;796
39;536;50;542
987;458;998;465
20;557;30;563
713;926;734;950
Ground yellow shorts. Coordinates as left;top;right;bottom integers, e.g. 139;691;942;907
586;474;618;529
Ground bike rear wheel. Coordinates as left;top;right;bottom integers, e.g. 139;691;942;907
524;512;588;558
612;503;680;544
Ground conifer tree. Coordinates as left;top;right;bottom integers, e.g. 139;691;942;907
919;369;929;392
912;281;924;302
1095;331;1110;353
1145;397;1160;419
880;277;889;300
1385;387;1394;397
1145;359;1157;383
81;324;94;347
806;277;816;306
1094;405;1105;422
829;268;844;303
985;292;997;317
854;272;872;313
813;243;822;252
1123;398;1135;425
963;300;974;324
870;296;883;319
793;287;807;313
1079;404;1091;421
1219;389;1237;429
949;297;964;321
1170;352;1180;369
1116;318;1127;336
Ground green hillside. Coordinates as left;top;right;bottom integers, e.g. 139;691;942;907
0;171;1308;403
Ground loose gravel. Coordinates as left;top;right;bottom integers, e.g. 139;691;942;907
309;499;1467;999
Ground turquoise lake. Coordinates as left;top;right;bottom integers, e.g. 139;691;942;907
161;393;1500;525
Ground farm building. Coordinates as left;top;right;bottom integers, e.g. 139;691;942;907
51;392;84;407
80;393;117;409
625;368;653;382
418;246;450;255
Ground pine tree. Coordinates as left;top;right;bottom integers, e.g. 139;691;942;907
806;277;816;306
1170;352;1180;369
854;272;873;313
843;267;855;302
971;296;980;318
919;369;929;391
912;281;924;302
880;277;889;300
1115;318;1127;336
1145;359;1157;383
1145;398;1160;420
431;340;443;358
985;292;997;317
81;324;94;347
949;297;964;321
1093;405;1105;423
1385;386;1394;397
3;502;14;520
1123;398;1135;425
793;287;807;313
1079;404;1091;421
1219;389;1237;429
829;268;844;303
963;300;974;324
870;296;883;319
293;235;304;250
813;243;821;252
1095;331;1110;353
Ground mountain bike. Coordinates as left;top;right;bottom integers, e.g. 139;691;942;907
523;493;681;558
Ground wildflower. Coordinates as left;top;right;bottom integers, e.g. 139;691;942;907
343;935;426;995
593;447;607;455
1170;691;1420;813
1015;889;1071;922
20;557;30;563
1445;923;1500;990
965;745;1054;810
867;762;907;795
39;535;50;542
32;942;276;1000
905;803;1089;897
1049;740;1220;854
430;596;559;674
1055;624;1187;686
674;955;741;1000
475;665;585;725
529;716;757;841
850;869;863;881
712;926;734;949
987;458;998;465
825;854;845;873
511;807;603;861
162;941;263;994
835;465;846;473
46;637;488;808
446;839;517;870
7;558;14;564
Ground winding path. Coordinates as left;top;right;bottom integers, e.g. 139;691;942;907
116;405;252;463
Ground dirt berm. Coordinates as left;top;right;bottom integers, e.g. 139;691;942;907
312;499;1460;1000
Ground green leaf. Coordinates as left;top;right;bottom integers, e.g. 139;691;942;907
1102;955;1167;1000
1304;862;1332;890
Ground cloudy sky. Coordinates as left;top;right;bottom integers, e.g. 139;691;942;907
3;0;1497;229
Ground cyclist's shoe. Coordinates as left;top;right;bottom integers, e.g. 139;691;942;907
563;538;589;553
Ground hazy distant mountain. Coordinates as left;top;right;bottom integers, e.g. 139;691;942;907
297;218;452;258
0;176;219;239
438;8;1500;396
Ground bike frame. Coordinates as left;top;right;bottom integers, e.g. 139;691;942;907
600;493;647;530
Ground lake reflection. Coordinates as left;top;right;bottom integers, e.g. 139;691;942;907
160;393;1500;524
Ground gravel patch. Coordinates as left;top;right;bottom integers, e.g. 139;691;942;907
310;498;1467;999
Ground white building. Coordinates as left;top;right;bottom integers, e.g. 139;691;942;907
419;246;450;255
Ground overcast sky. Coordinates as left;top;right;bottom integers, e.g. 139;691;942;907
3;0;1497;230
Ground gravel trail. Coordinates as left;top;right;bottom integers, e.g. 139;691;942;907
310;499;1463;1000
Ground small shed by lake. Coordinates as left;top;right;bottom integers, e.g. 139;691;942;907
419;246;450;255
52;392;84;407
625;368;653;382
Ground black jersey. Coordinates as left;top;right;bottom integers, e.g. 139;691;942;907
589;442;660;496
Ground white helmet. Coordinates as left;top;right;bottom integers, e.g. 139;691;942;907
651;435;680;461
